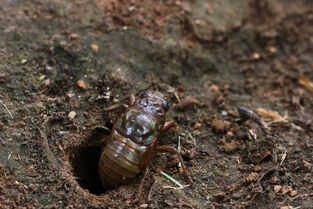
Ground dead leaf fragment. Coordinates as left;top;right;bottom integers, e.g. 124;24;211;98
299;75;313;91
256;108;287;122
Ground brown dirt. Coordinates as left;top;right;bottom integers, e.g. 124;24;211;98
0;0;312;208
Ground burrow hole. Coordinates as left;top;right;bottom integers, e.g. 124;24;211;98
69;127;110;195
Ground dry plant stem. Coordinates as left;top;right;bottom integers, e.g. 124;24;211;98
237;106;270;136
0;100;14;119
157;145;193;184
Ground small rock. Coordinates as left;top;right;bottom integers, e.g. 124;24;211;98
289;190;297;197
226;131;234;138
69;33;80;40
68;111;76;119
90;44;99;52
208;84;219;91
139;204;148;208
194;122;202;129
267;46;277;54
274;185;282;193
281;186;292;195
21;59;27;64
271;177;279;184
211;119;229;132
246;172;259;182
252;52;261;60
221;110;228;116
45;64;53;71
0;73;7;79
77;80;87;89
42;79;50;86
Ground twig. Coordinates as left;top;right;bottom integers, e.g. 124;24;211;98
103;103;128;111
186;130;196;148
280;149;287;166
0;100;14;119
177;136;182;168
160;171;184;188
162;185;190;190
237;106;270;136
7;151;13;160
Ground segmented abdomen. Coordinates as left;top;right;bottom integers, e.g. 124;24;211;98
98;129;148;188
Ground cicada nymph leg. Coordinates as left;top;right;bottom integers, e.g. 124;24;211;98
103;94;135;111
162;120;176;132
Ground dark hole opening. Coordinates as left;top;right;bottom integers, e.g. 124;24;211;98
70;145;106;195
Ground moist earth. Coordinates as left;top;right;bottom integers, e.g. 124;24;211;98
0;0;312;208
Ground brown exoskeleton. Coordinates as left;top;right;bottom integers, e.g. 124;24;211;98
98;91;191;188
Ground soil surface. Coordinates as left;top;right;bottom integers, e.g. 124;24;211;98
0;0;313;208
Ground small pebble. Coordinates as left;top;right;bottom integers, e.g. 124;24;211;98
21;59;27;64
221;110;228;116
90;44;99;52
45;64;53;71
226;131;234;138
252;53;261;60
274;185;282;193
281;186;292;195
194;122;202;129
208;84;219;91
267;46;277;54
69;33;80;40
271;176;279;184
77;80;87;89
43;79;50;86
68;111;76;119
289;190;297;197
